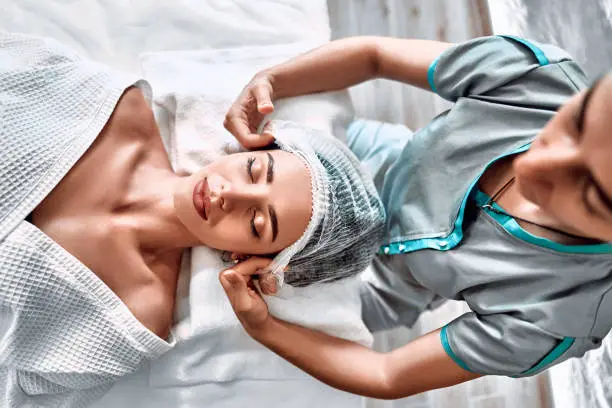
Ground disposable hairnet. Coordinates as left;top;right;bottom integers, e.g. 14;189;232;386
265;120;386;287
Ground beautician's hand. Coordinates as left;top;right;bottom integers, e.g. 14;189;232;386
219;257;276;334
224;73;276;149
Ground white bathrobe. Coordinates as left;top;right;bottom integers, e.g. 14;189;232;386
0;32;174;408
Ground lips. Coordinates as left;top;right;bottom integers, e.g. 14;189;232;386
192;178;211;221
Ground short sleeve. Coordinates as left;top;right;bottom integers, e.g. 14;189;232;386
442;312;586;377
428;35;585;103
346;119;411;194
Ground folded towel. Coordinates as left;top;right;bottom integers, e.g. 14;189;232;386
140;43;373;386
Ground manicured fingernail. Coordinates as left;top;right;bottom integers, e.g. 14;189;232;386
263;275;277;293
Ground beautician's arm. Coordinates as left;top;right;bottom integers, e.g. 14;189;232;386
273;36;453;97
219;258;480;399
257;320;479;399
225;37;454;148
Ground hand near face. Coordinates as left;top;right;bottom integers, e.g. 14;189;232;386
224;73;276;149
219;257;280;335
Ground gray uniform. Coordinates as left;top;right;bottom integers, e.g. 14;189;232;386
350;36;612;377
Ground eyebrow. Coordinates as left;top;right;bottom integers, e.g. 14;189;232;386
268;205;278;242
266;152;277;241
266;152;274;183
577;77;604;132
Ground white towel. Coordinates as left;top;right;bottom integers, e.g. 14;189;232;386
140;43;373;386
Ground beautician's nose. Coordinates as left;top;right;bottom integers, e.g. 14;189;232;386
536;141;583;179
219;183;267;211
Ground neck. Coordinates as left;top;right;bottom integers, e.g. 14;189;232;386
508;188;597;244
482;156;595;245
123;167;201;253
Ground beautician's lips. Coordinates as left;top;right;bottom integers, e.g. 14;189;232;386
193;178;210;221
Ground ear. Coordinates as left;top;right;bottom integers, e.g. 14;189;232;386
231;252;250;263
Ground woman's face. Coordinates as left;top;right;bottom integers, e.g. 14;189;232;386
173;150;312;255
514;73;612;241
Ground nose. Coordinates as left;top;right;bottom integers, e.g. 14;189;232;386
218;182;267;211
515;138;586;203
523;135;583;175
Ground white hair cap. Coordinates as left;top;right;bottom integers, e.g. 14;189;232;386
265;120;386;288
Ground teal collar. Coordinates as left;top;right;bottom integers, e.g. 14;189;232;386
473;188;612;254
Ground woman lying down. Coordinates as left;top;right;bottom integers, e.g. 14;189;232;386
0;32;385;407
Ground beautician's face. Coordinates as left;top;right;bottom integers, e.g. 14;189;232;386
514;73;612;241
173;150;312;255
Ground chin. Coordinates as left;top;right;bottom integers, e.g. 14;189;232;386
172;178;197;226
515;177;536;203
517;173;553;208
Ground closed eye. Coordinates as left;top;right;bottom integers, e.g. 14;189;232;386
246;156;256;182
583;175;612;219
250;209;260;239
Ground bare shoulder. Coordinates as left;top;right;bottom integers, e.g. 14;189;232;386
106;86;158;139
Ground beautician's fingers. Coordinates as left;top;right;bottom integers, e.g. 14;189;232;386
224;75;276;148
219;269;271;331
223;107;263;147
230;256;278;295
219;270;253;313
224;107;274;149
252;83;275;115
229;256;274;277
259;273;278;295
225;254;278;295
259;264;290;295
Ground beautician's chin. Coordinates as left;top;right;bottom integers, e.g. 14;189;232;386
515;166;553;210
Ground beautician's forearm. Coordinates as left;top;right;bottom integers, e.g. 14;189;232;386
253;319;480;399
255;317;390;397
266;36;454;99
267;37;379;99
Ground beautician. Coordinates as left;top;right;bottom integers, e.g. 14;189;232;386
220;35;612;399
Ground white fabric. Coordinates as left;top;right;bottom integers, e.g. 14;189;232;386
142;43;385;289
265;120;385;287
0;2;368;407
141;42;354;174
0;31;175;408
144;46;385;291
137;43;373;383
0;0;331;74
101;40;372;408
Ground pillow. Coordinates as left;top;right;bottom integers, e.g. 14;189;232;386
140;43;372;387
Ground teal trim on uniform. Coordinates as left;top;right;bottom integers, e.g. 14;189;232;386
476;189;612;254
498;35;550;66
427;55;441;93
379;230;460;255
440;326;473;372
379;142;532;256
513;337;575;377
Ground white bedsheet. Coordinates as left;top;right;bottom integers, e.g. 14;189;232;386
0;1;364;407
0;0;330;73
137;41;370;387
